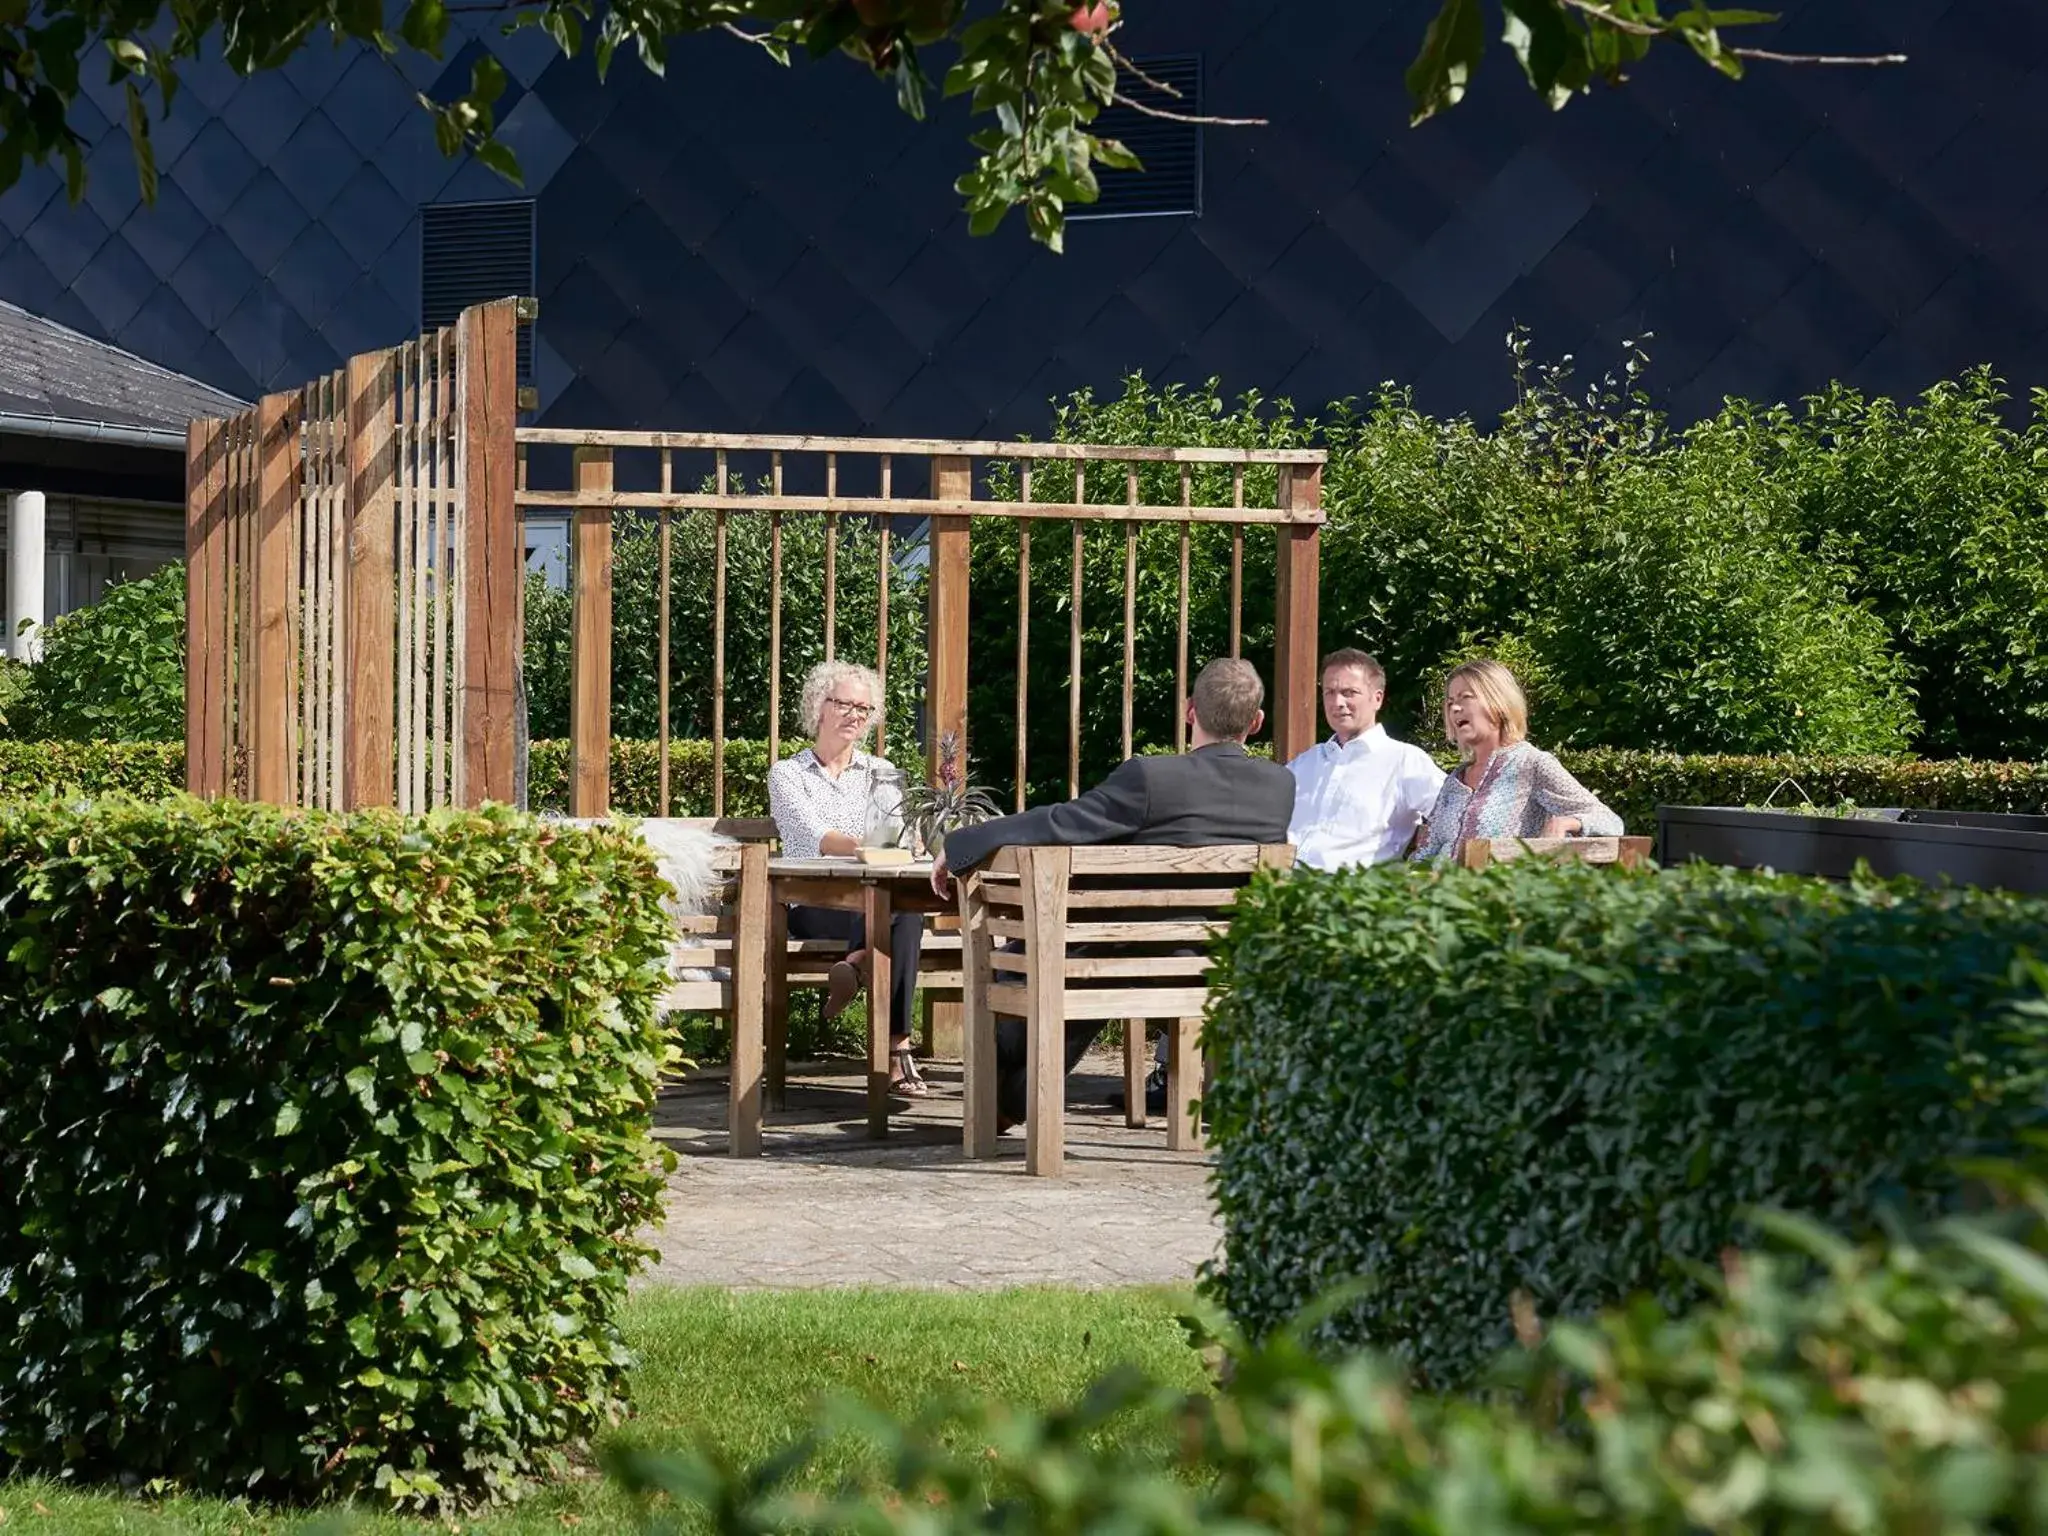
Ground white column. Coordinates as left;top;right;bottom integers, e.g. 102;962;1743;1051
6;490;45;661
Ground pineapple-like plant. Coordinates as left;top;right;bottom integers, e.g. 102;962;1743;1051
901;731;1002;857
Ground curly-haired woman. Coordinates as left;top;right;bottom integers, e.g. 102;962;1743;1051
766;659;927;1096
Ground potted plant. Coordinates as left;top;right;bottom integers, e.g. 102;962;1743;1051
901;732;1002;858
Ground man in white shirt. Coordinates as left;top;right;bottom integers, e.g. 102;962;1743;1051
1287;648;1446;868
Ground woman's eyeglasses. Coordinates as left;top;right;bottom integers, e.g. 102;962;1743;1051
826;697;875;722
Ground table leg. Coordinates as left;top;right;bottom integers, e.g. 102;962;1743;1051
865;881;893;1139
766;899;790;1111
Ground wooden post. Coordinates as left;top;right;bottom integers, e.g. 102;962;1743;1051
926;454;972;1062
1271;463;1322;766
864;881;894;1140
957;871;998;1159
728;840;768;1157
927;456;972;771
1166;1016;1203;1151
766;897;791;1110
1123;1019;1148;1129
251;392;300;805
569;446;613;817
456;299;521;805
184;418;228;797
343;349;396;808
1022;845;1071;1178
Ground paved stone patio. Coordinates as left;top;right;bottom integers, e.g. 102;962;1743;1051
645;1051;1220;1290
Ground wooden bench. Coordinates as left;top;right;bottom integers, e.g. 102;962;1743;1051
1458;835;1652;870
955;843;1295;1177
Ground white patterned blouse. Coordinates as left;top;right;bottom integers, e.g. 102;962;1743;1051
1412;741;1622;862
767;748;906;859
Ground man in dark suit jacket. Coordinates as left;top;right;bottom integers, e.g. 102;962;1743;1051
931;658;1296;1125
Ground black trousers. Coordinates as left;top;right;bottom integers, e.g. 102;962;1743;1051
786;905;924;1044
995;1017;1108;1123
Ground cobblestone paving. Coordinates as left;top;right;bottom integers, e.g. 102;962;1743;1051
645;1052;1220;1290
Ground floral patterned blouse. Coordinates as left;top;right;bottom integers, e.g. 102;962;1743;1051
1412;741;1622;862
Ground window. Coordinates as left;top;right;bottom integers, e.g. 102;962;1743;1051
420;199;536;378
1072;54;1203;221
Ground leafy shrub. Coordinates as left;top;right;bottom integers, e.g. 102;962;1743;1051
526;736;773;818
0;738;185;797
23;564;185;741
613;1163;2048;1532
1772;373;2048;758
1202;858;2048;1390
0;796;671;1504
1523;447;1916;755
0;657;38;738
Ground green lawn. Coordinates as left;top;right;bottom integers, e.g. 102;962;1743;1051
2;1286;1208;1535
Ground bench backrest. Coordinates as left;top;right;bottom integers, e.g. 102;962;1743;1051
962;843;1294;1022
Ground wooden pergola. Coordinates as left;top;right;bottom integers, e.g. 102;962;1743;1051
182;301;1326;813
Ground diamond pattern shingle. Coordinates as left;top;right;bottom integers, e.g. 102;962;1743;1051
0;0;2040;434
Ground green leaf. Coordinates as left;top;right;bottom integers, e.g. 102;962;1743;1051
275;1103;302;1136
1406;0;1487;124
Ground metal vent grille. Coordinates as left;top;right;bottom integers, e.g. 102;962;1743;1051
421;199;535;378
1074;54;1202;221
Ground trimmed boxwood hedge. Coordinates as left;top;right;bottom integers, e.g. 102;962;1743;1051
1203;857;2048;1391
0;796;672;1504
5;739;2044;836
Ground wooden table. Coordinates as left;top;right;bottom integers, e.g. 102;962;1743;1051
767;857;951;1138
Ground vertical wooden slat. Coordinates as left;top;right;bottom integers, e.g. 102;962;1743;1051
345;349;395;808
299;396;316;809
823;453;838;663
409;343;430;812
1272;463;1323;765
1122;466;1137;762
231;416;248;797
768;451;782;768
1176;465;1191;754
570;446;613;816
658;448;672;816
395;344;415;811
252;391;301;805
1022;845;1071;1178
728;840;769;1157
928;455;972;782
1230;466;1245;659
1014;465;1031;812
875;509;891;762
431;332;451;808
713;450;727;817
1068;466;1084;800
184;418;228;797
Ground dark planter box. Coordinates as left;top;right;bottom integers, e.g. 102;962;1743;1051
1657;806;2048;894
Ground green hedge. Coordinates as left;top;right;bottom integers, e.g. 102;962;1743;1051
7;739;2044;837
617;1164;2048;1531
1554;747;2048;835
0;796;671;1504
1203;858;2048;1390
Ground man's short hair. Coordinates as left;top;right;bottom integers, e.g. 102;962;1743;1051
1320;647;1385;692
1192;658;1264;739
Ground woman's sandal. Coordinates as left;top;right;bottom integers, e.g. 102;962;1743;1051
889;1046;929;1097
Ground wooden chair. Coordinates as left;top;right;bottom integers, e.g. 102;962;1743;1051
1458;835;1652;870
642;817;777;1156
956;843;1295;1177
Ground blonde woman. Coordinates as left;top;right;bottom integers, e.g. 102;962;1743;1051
1413;658;1621;862
766;659;928;1095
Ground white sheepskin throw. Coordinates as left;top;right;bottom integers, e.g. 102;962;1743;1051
545;816;731;981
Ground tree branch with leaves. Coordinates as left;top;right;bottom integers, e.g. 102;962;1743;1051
0;0;1901;252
